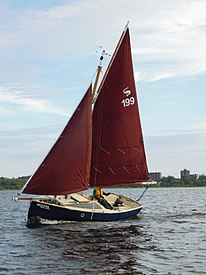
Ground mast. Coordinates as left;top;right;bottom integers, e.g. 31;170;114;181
92;50;105;100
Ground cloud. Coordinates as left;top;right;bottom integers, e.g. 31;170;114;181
0;84;69;116
190;117;206;132
0;125;61;177
145;129;206;177
0;106;14;115
130;0;206;81
1;0;206;83
0;112;70;176
0;0;206;177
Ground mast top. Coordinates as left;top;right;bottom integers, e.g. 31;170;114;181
92;22;129;101
124;21;129;31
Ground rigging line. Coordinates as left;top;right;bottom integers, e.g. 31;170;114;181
137;186;149;201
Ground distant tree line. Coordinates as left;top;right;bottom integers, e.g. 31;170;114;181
1;174;206;190
157;174;206;187
0;176;30;190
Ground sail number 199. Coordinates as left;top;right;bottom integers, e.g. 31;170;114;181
121;97;135;107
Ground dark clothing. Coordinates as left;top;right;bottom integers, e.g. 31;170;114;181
113;197;123;207
93;188;113;210
99;198;113;210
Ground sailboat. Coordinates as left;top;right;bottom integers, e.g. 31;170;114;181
17;24;149;226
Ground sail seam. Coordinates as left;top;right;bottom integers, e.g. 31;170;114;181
123;166;130;174
93;167;102;173
108;166;116;175
117;148;126;154
100;146;111;155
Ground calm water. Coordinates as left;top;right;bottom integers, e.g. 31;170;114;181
0;187;205;275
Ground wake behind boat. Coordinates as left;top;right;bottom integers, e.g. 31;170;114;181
16;23;149;227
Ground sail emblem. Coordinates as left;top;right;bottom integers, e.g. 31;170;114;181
121;87;135;107
123;87;131;97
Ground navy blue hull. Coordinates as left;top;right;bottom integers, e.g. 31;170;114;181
27;200;142;226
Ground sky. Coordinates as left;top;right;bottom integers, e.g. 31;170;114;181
0;0;206;178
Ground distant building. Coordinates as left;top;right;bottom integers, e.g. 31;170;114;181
149;172;162;182
180;169;190;179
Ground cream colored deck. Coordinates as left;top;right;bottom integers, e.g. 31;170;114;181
37;192;142;213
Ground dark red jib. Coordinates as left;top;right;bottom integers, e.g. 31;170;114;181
22;85;92;195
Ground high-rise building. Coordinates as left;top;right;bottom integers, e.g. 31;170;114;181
180;169;190;179
149;172;162;182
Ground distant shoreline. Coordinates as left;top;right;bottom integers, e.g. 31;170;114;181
1;174;206;190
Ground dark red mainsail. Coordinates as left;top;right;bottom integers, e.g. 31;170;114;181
90;28;148;187
22;85;92;195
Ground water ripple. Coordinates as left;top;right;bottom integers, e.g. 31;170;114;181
1;188;206;274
